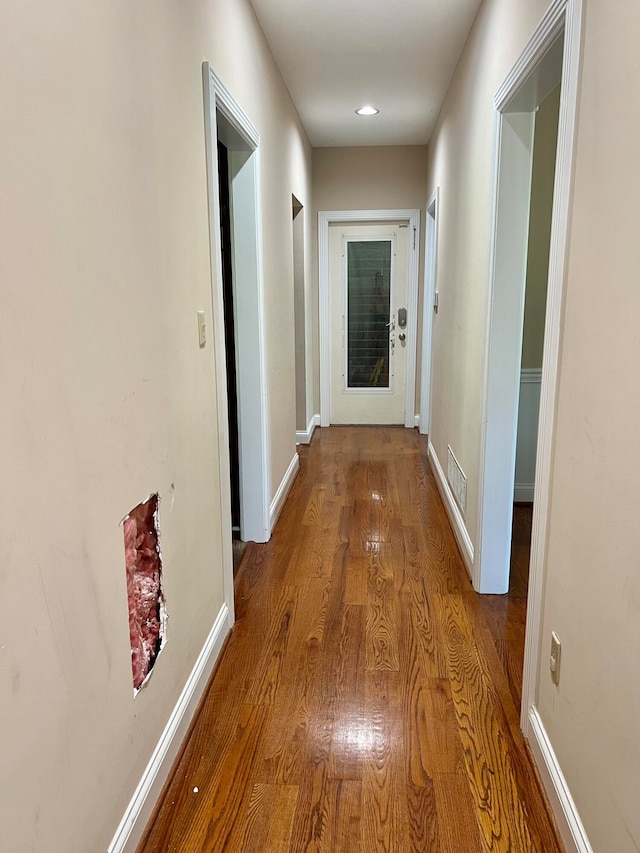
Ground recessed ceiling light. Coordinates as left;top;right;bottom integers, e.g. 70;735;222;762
355;105;379;116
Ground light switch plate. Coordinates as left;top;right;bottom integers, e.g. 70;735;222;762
550;631;561;685
197;310;206;348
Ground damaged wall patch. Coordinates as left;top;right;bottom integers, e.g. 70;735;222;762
122;493;167;691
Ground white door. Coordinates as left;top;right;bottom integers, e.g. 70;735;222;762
329;222;409;424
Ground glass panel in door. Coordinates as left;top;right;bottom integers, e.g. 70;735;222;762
346;239;392;389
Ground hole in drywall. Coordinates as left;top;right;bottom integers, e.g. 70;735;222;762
123;494;166;692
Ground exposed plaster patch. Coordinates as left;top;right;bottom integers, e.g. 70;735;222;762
122;494;167;692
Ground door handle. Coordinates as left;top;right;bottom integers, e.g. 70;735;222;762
398;333;406;342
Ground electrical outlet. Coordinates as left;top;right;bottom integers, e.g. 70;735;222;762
550;632;561;685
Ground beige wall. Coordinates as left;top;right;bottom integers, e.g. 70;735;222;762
426;0;552;539
312;146;429;415
0;0;310;850
427;0;640;849
536;2;640;850
521;85;560;370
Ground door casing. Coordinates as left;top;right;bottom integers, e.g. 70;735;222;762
203;64;272;620
419;188;439;435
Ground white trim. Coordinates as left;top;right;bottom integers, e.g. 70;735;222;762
514;484;535;503
203;63;271;559
209;74;259;148
514;368;542;502
427;441;474;575
404;212;420;429
476;109;536;595
270;453;299;530
475;107;503;589
528;707;594;853
108;604;232;853
296;414;319;445
414;414;420;429
521;367;543;383
495;1;566;111
202;65;235;620
419;187;439;435
318;209;420;428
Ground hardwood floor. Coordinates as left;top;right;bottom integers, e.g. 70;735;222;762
138;427;560;852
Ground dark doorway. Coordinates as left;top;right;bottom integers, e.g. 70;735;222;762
217;140;241;538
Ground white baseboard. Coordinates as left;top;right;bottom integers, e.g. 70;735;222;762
270;452;299;531
427;441;474;575
514;483;535;502
296;414;319;445
521;367;543;384
515;368;541;500
108;603;232;853
414;414;420;428
527;706;593;853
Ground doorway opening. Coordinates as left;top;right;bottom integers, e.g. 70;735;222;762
510;84;561;606
476;31;566;596
217;140;241;547
474;0;583;753
203;65;271;611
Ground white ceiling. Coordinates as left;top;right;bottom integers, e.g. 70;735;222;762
249;0;482;148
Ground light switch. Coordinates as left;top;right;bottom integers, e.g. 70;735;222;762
197;311;206;348
550;631;561;685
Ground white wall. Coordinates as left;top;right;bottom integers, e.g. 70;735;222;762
0;1;311;850
426;0;640;849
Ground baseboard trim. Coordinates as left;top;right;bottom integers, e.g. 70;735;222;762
270;452;299;531
427;441;474;575
521;367;543;384
514;483;535;502
296;414;320;445
527;706;593;853
108;603;232;853
414;414;420;428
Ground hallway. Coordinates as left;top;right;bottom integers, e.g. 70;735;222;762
140;427;560;853
139;427;560;852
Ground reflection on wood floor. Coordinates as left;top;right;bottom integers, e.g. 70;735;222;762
139;427;559;852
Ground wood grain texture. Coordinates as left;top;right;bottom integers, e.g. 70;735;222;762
138;427;561;853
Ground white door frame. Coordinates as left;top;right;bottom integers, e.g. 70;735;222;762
419;188;439;435
319;209;420;428
473;0;583;732
202;64;271;615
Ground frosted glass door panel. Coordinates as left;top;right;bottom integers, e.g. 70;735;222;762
347;240;391;388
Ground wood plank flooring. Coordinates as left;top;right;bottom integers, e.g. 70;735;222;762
138;427;560;853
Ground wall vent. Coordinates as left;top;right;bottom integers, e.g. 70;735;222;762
447;445;467;517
